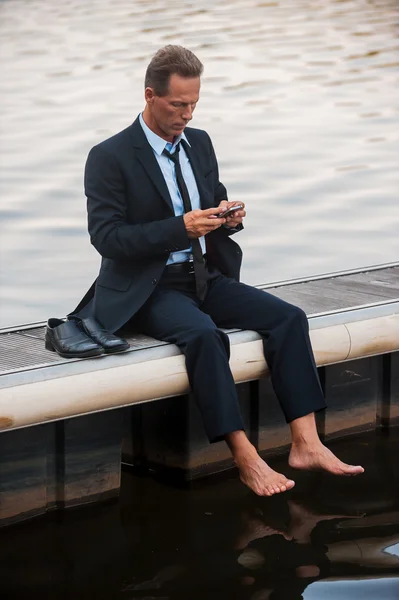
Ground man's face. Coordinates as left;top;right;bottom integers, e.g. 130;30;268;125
145;74;200;141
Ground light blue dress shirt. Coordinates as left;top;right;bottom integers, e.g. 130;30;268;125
139;112;206;265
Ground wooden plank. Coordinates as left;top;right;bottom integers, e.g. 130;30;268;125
359;266;399;280
311;284;397;302
282;278;390;298
340;272;399;290
268;289;351;314
345;267;399;280
269;278;398;314
274;283;378;306
289;280;391;304
332;281;399;298
268;267;399;294
318;276;399;298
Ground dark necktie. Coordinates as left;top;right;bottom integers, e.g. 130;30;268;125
162;143;208;302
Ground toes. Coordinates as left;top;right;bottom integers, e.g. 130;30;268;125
330;465;348;476
271;480;295;494
256;486;273;496
258;480;296;496
335;463;364;476
346;467;364;476
352;465;364;474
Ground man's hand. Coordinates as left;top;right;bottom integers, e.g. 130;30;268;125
183;207;227;239
219;200;246;228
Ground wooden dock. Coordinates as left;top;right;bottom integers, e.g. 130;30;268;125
0;263;398;527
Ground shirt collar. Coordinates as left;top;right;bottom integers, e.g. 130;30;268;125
139;112;190;156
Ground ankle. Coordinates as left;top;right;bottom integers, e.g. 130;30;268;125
290;427;322;447
291;436;315;448
291;436;324;453
289;413;321;446
225;430;258;461
233;447;260;467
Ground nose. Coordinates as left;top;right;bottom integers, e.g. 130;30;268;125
182;106;193;121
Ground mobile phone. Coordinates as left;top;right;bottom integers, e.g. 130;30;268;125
218;204;244;218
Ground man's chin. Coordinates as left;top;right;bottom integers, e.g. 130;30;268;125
173;125;186;133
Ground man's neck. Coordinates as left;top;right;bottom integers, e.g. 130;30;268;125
142;107;174;143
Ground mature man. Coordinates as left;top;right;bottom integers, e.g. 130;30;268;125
70;45;364;495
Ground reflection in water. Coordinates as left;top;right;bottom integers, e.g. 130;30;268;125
1;428;399;599
0;0;398;326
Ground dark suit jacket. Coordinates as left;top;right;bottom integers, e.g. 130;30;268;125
70;116;243;332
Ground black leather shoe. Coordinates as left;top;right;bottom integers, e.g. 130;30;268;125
77;317;130;354
45;318;104;358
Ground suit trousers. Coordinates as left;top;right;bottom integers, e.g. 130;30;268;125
135;269;326;443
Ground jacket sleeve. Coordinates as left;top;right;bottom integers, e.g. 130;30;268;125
206;133;244;237
85;145;191;262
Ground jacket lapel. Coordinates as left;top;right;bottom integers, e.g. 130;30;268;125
181;137;213;209
129;118;174;212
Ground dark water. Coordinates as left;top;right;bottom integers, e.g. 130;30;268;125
1;428;399;599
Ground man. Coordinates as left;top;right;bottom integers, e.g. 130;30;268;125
70;45;364;496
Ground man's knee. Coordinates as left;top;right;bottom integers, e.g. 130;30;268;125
287;304;308;330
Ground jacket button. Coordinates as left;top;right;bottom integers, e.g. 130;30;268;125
152;278;157;285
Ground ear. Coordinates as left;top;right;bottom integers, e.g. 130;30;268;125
145;87;155;104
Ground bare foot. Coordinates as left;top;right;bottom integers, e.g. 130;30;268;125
288;499;356;544
235;453;295;496
288;441;364;476
235;514;288;549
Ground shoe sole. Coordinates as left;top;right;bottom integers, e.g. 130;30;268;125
45;341;104;359
45;337;129;358
103;346;130;354
51;350;104;359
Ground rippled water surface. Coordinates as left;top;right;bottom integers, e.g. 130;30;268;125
0;0;398;326
1;428;399;599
